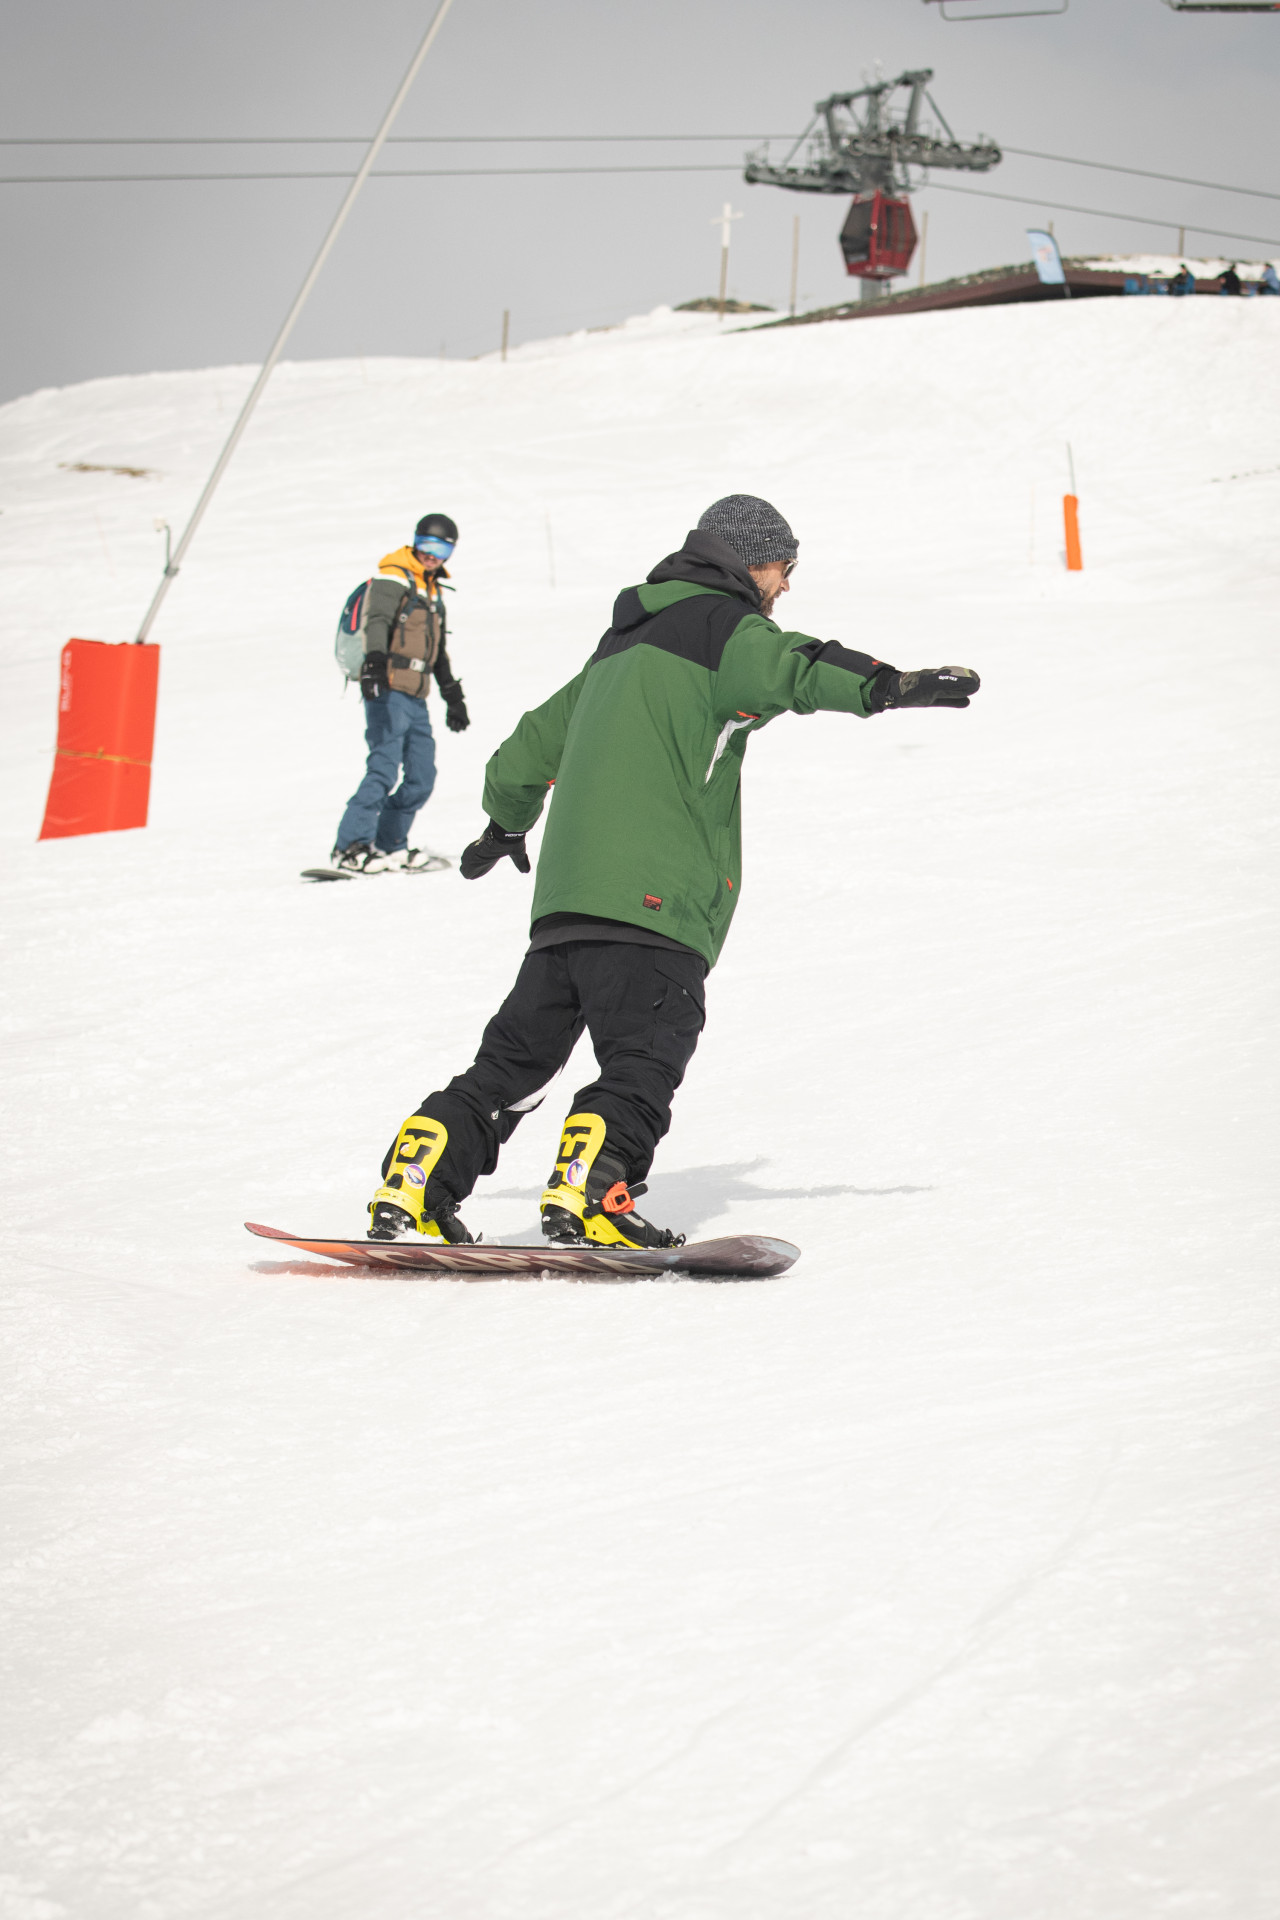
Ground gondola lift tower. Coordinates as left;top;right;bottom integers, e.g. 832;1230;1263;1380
744;70;1001;299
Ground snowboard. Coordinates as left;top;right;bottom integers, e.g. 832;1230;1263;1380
301;853;451;882
245;1220;799;1280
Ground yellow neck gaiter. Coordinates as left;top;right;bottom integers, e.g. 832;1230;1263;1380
378;546;449;594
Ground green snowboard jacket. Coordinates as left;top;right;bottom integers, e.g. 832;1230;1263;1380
481;530;887;969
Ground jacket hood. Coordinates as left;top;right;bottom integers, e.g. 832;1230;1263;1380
644;529;761;610
378;545;450;590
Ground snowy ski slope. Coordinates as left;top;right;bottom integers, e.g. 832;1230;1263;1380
1;297;1277;1918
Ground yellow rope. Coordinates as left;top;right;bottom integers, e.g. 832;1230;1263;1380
55;748;151;768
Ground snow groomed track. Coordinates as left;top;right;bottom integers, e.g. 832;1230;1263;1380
2;297;1277;1917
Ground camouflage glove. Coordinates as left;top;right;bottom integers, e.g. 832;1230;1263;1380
867;665;980;712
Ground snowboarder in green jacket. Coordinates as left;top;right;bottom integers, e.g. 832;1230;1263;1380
367;495;980;1249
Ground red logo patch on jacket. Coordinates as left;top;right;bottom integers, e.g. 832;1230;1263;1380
642;894;662;911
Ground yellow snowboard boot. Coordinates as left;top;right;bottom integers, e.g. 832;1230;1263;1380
540;1111;684;1250
367;1113;474;1242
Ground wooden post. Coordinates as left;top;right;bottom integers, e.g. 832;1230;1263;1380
789;216;800;317
501;309;510;362
710;202;742;321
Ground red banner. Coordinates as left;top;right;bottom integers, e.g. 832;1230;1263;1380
38;639;160;840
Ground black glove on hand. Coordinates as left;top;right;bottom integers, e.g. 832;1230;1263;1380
359;650;389;700
438;678;470;733
867;665;981;712
460;819;531;880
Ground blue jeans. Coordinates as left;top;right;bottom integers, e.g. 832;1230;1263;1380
335;690;437;852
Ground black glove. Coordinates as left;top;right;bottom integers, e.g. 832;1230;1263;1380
867;665;980;712
437;677;470;733
460;819;531;880
359;650;389;700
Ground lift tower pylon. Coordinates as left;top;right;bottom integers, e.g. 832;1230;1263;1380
744;70;1000;298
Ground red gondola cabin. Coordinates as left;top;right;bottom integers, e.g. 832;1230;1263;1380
839;192;918;281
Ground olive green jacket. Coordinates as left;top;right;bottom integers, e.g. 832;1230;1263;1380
482;531;885;968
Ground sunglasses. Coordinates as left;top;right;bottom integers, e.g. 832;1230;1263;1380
414;536;455;561
781;558;797;579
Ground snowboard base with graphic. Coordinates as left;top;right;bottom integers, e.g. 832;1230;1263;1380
245;1221;799;1279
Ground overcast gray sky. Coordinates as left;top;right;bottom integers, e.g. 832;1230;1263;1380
2;0;1278;404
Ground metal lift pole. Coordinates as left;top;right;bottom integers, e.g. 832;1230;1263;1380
134;0;458;644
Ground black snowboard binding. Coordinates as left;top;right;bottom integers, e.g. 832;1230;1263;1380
368;1190;475;1244
368;1112;476;1243
542;1145;684;1251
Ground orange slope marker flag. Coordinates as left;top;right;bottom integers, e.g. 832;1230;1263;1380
1063;441;1083;571
38;639;160;839
1063;493;1083;571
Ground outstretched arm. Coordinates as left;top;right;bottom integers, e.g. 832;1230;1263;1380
716;618;884;721
717;615;978;720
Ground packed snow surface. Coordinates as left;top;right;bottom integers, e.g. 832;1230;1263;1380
2;298;1277;1918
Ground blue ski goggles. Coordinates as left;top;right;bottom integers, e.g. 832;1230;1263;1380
413;535;455;562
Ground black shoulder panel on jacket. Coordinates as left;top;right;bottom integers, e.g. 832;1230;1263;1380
609;586;648;634
592;593;747;672
790;638;884;679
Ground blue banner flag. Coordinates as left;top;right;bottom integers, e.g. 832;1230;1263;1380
1028;229;1067;288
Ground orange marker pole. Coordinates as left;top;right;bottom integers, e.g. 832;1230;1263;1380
1063;493;1083;571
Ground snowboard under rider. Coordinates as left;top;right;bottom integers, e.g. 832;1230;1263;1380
367;494;981;1249
331;513;470;874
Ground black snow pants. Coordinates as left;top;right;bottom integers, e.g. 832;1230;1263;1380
385;939;707;1201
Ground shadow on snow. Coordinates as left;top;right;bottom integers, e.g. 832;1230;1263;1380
482;1158;932;1243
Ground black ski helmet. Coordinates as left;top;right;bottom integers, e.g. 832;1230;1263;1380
414;512;458;545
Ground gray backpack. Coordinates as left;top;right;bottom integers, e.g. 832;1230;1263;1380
335;578;378;682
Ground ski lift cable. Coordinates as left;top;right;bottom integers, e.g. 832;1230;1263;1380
924;176;1280;248
0;132;797;147
0;131;1275;208
2;165;1277;244
0;163;753;185
1;156;1277;225
1003;145;1280;205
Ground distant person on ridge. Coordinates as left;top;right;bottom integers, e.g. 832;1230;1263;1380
1261;264;1280;296
362;495;981;1249
1170;264;1196;297
1218;264;1242;297
330;513;469;874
